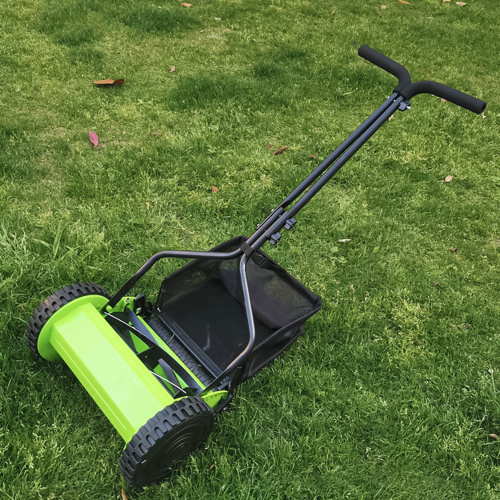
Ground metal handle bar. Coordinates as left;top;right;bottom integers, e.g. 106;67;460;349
358;45;411;93
358;45;486;114
400;81;486;114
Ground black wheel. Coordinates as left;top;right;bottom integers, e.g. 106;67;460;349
26;282;110;357
120;396;215;489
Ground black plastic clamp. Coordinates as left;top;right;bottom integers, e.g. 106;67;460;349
269;232;282;245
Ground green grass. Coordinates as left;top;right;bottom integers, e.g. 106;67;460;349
1;0;499;498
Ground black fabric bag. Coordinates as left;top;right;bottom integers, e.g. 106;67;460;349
154;237;322;381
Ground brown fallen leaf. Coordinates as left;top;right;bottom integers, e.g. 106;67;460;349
121;488;128;500
441;98;447;103
398;0;410;4
272;146;287;156
265;144;274;150
451;247;457;253
481;112;486;119
93;78;124;86
489;434;499;440
388;114;394;121
152;131;162;136
181;2;192;6
212;186;219;193
350;284;355;292
443;0;451;2
170;66;176;73
456;1;466;5
445;175;453;183
309;154;317;160
381;5;387;9
432;282;438;287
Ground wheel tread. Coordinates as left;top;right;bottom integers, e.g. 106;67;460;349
120;396;214;488
25;282;110;357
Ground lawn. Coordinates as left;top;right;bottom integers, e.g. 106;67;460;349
1;0;499;498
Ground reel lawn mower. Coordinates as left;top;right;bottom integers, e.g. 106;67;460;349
26;46;486;489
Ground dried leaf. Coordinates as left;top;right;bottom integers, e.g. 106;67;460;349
272;146;287;156
443;0;451;2
121;488;128;500
451;247;457;253
445;175;453;183
381;5;387;9
265;144;274;150
441;98;447;103
308;154;317;160
481;111;486;119
398;0;410;4
350;284;355;292
388;114;394;121
146;202;151;210
489;434;499;440
93;78;124;86
212;186;219;193
152;131;162;136
456;1;466;5
170;66;176;73
181;2;192;6
89;131;99;148
432;282;438;287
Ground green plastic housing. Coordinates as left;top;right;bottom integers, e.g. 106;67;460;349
36;295;225;443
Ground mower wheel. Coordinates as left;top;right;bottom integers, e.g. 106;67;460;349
120;396;215;489
26;282;110;357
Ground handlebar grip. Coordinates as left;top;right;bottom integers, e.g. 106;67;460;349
358;45;411;92
400;81;486;114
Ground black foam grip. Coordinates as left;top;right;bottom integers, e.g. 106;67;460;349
401;81;486;114
358;45;411;92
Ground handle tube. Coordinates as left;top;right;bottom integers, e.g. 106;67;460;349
400;80;486;114
358;45;486;114
358;45;411;92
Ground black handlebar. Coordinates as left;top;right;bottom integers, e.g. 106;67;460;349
358;45;411;93
400;81;486;114
358;45;486;114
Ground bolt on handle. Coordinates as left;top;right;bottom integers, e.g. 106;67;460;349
358;45;486;114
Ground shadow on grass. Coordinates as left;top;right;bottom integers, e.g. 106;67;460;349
38;0;201;46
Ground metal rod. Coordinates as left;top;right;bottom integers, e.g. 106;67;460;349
149;370;187;395
278;93;398;209
104;311;151;341
107;247;243;308
255;96;404;243
200;252;256;395
287;96;404;218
